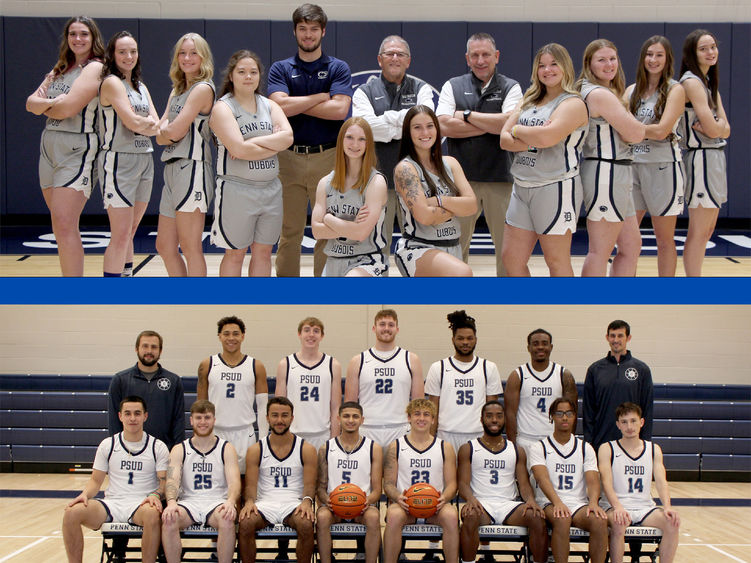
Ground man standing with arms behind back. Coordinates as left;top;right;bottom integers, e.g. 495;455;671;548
584;320;654;452
436;33;521;275
268;3;352;277
109;330;185;451
353;35;434;254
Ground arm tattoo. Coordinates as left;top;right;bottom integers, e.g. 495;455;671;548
395;166;422;213
317;448;329;502
165;463;180;501
382;442;399;500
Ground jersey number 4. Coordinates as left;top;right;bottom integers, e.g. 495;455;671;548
536;398;546;413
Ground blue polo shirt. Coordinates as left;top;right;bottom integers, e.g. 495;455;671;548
267;53;352;146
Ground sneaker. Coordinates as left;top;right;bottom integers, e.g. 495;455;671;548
421;551;442;562
275;552;289;561
479;552;495;563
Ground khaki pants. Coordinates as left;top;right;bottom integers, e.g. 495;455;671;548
458;180;513;276
275;148;335;277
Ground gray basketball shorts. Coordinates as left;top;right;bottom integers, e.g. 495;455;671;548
99;151;154;209
581;159;635;222
394;236;462;277
632;161;685;216
323;252;388;277
210;176;282;249
683;148;727;209
506;176;582;235
39;129;98;196
159;158;215;217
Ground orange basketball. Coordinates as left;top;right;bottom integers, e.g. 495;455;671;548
329;483;367;519
404;482;440;518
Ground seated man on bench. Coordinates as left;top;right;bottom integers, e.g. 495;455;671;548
599;402;680;563
63;395;169;563
161;400;241;563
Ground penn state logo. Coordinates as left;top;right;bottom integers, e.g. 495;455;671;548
624;368;639;381
194;192;202;201
599;205;608;212
317;70;329;79
157;377;172;391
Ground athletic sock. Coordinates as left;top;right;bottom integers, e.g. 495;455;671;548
122;262;133;277
103;271;121;277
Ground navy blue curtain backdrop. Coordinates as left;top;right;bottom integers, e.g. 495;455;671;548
2;17;748;220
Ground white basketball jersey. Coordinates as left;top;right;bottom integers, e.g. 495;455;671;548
608;439;656;512
207;354;257;428
256;435;305;504
516;362;565;442
358;348;413;426
284;353;334;434
468;437;520;503
532;436;594;508
94;432;169;501
426;356;502;433
396;435;445;492
325;436;375;495
180;437;229;502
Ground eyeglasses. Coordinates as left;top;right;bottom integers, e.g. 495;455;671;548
380;51;409;59
553;410;576;418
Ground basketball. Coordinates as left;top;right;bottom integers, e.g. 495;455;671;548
404;482;440;518
329;483;368;519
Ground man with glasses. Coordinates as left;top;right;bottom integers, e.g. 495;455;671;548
527;397;608;563
436;32;521;275
353;35;434;255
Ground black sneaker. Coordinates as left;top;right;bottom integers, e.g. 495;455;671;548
479;552;495;563
421;551;442;562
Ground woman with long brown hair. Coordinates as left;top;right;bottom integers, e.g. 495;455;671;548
25;16;105;276
311;116;388;277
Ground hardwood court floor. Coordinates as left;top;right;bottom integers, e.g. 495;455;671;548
1;473;749;562
2;253;750;276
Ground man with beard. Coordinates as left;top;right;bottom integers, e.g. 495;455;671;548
528;397;608;563
238;397;318;563
316;401;383;563
162;400;241;563
344;308;423;450
457;400;548;563
504;328;577;455
198;316;269;475
268;3;352;277
352;35;434;253
425;310;502;453
109;330;185;450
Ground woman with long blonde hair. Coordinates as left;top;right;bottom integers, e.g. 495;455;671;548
155;32;216;276
500;43;588;277
577;39;646;277
311;116;388;277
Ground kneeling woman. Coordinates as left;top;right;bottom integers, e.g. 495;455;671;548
311;117;388;277
393;106;477;277
500;43;588;277
209;50;293;276
98;31;159;277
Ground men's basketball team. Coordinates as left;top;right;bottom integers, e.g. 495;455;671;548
63;310;680;563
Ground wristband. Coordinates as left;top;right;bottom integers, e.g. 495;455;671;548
436;194;443;208
148;492;161;499
302;495;314;504
511;125;519;139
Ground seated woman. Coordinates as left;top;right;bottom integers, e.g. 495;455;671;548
393;105;477;277
311;116;388;277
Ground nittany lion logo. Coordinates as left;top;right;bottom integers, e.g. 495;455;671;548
624;368;639;381
157;377;172;391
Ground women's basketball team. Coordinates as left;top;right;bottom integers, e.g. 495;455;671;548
27;18;730;277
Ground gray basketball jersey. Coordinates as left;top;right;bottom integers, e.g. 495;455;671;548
396;435;445;492
207;354;257;429
678;71;727;150
511;93;587;187
323;169;387;258
161;80;215;162
399;156;461;244
325;436;375;494
631;80;682;163
180;437;229;502
608;439;656;512
256;435;305;504
580;80;633;161
216;93;279;184
468;437;520;503
45;66;98;134
284;353;334;434
99;78;154;153
516;362;565;442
